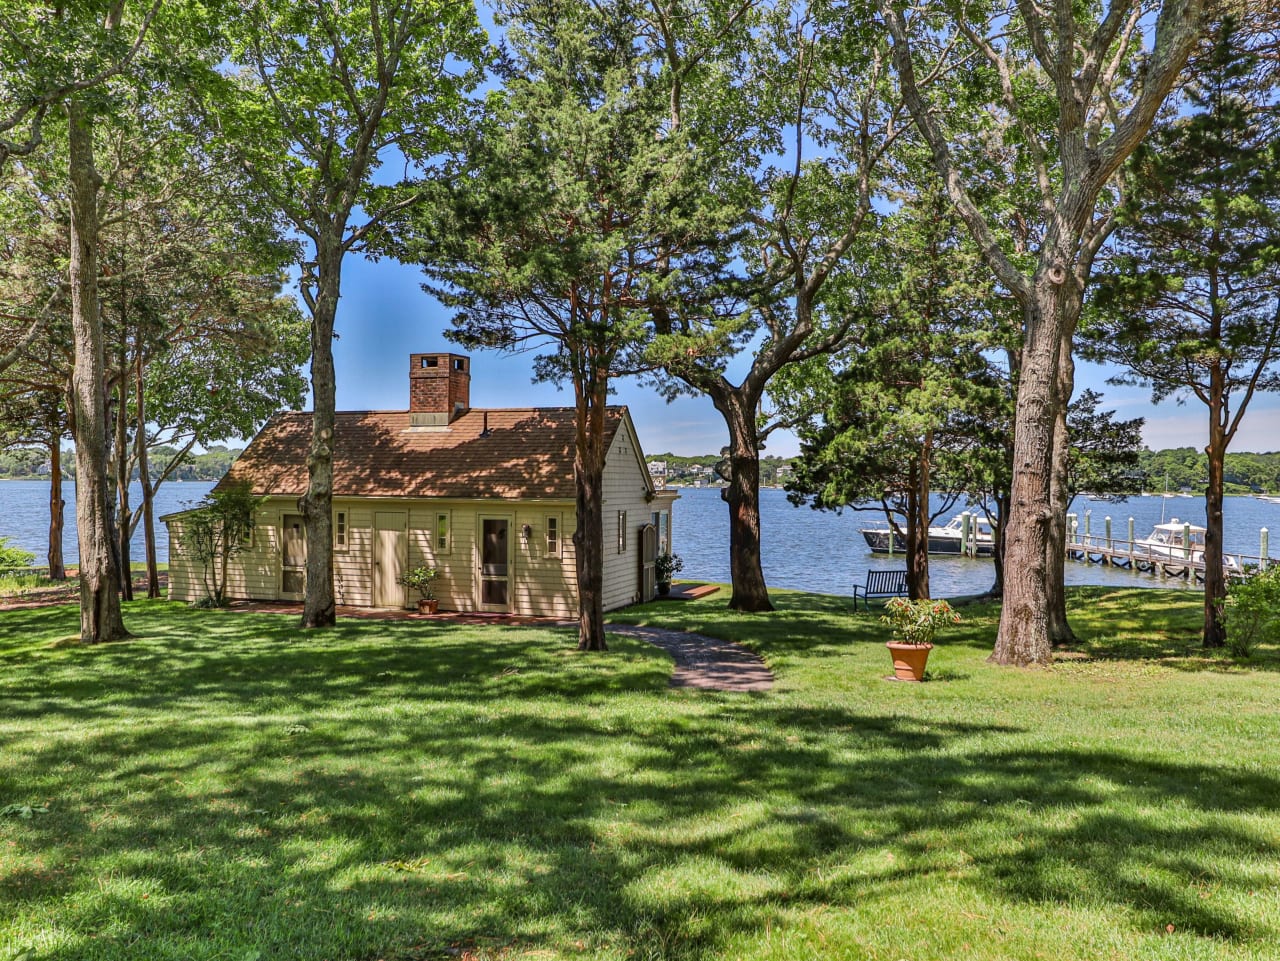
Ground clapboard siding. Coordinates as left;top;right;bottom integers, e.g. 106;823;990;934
334;503;373;607
511;507;577;618
600;419;660;611
166;505;281;603
165;516;199;602
408;504;476;611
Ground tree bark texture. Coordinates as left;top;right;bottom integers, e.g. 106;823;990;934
1046;340;1076;646
47;435;66;579
914;437;932;599
1203;379;1228;648
116;366;133;602
300;247;340;629
904;456;930;600
136;348;159;597
573;374;609;651
992;278;1075;666
714;391;774;612
67;100;128;643
987;491;1010;598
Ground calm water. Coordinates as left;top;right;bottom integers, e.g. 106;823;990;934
668;487;1280;598
5;479;1279;597
0;480;216;566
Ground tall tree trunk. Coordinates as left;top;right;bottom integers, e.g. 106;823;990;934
713;389;773;612
1046;340;1076;645
116;360;133;602
136;347;159;597
1203;369;1228;648
67;100;128;643
300;246;340;629
992;276;1071;666
573;370;609;651
47;431;66;580
987;491;1010;597
914;434;931;599
904;456;930;600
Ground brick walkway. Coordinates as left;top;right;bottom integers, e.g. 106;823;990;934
605;624;774;692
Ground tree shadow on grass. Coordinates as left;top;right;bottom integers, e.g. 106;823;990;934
0;604;668;729
4;673;1279;959
1058;587;1280;674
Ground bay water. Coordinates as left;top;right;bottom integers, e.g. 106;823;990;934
4;479;1279;597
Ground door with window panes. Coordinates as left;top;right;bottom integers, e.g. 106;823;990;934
281;514;306;598
477;515;512;611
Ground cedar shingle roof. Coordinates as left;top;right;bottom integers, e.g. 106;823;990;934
220;407;627;500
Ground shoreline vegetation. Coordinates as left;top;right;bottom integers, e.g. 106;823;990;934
0;445;243;483
645;447;1280;494
5;446;1280;494
1;587;1277;960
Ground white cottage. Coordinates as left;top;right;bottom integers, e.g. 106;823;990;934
163;352;677;616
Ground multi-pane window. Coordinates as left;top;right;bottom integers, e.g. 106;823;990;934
546;515;559;556
617;511;627;553
436;512;451;553
334;511;347;551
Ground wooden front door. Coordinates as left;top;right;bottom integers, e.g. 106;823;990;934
639;522;658;599
478;516;512;612
373;512;407;608
281;514;306;598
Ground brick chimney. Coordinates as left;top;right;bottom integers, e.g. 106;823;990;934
408;352;470;427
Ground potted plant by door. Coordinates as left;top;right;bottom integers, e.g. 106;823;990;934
654;552;684;596
880;597;960;681
399;566;440;614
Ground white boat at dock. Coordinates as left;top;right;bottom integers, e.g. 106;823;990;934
1126;519;1241;573
861;513;995;557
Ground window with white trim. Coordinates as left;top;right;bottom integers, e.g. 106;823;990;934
617;511;627;553
334;511;348;551
435;512;451;553
546;515;559;557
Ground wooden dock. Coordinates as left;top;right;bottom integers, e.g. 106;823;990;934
1065;534;1269;581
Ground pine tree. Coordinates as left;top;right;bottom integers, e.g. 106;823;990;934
1084;17;1280;648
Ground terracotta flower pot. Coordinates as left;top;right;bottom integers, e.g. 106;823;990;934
886;641;932;681
417;599;439;615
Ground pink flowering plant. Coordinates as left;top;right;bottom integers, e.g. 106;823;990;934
880;597;961;646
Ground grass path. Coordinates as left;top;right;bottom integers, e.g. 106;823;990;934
1;588;1278;960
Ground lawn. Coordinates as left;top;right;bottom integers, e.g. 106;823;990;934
1;588;1278;960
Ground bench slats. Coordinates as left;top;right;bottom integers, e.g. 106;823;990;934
851;569;909;610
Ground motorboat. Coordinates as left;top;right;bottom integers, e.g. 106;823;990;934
1132;519;1242;572
861;512;995;556
1134;519;1206;560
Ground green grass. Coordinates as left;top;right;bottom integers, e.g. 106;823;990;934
2;588;1279;960
0;572;59;595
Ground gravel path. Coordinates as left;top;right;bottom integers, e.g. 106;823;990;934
606;624;774;692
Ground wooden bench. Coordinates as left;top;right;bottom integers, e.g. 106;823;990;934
852;569;909;611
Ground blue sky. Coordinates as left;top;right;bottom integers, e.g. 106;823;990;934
321;251;1280;459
